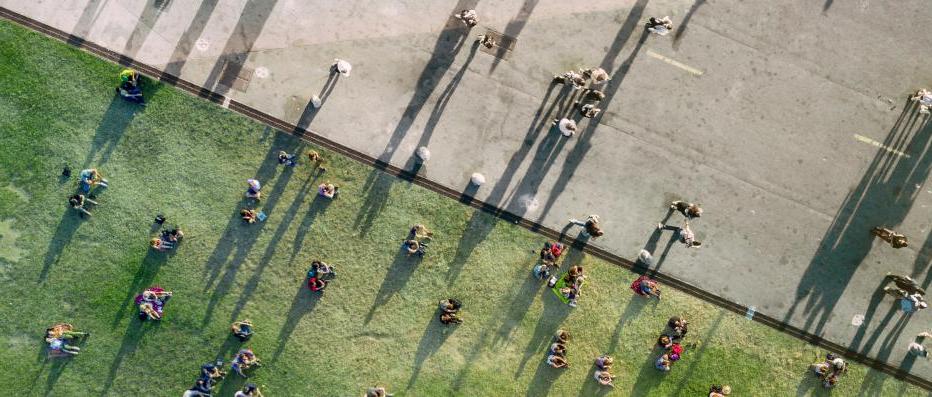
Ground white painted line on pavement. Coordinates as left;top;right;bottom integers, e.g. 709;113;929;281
646;50;704;76
222;96;231;108
853;134;911;158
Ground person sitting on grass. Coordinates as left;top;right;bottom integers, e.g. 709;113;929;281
550;342;567;356
135;287;172;321
559;286;580;308
117;68;144;103
308;260;336;280
78;168;108;193
709;384;731;397
631;275;662;300
308;276;328;292
318;182;339;199
150;237;173;252
231;348;261;377
69;194;97;217
533;262;552;280
190;376;214;395
409;224;434;240
546;354;569;368
307;150;326;172
241;208;258;224
46;335;81;356
657;334;673;349
365;386;394;397
668;316;688;340
245;179;262;200
540;241;565;264
403;239;427;256
595;368;616;387
161;227;184;244
231;320;254;341
235;383;265;397
201;361;226;382
555;329;571;344
655;353;672;372
44;323;88;356
278;151;297;166
439;298;463;325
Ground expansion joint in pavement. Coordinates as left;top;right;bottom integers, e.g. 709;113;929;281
1;7;928;391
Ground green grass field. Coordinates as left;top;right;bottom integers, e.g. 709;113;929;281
0;19;926;396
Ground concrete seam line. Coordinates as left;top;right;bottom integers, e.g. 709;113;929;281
1;7;929;391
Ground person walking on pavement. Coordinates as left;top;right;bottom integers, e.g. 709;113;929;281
670;200;702;219
883;273;926;297
569;215;604;238
646;16;674;35
911;89;932;115
658;220;701;248
454;9;479;27
332;59;352;77
553;118;578;137
553;70;587;90
871;226;908;248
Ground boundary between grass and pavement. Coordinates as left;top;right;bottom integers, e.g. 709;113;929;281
2;7;929;391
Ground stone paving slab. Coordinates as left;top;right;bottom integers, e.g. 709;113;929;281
5;0;932;383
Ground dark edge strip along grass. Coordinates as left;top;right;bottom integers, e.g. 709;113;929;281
2;6;928;391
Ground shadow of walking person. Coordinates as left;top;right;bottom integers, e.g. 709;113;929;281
271;285;321;362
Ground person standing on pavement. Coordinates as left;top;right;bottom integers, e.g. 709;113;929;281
332;59;352;77
553;118;578;137
454;9;478;27
569;215;604;238
882;273;925;297
647;16;674;35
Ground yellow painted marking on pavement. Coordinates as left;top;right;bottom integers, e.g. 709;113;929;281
853;134;911;158
646;50;704;76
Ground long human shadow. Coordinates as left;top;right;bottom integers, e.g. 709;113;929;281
352;169;395;237
364;250;421;324
672;0;706;49
111;249;168;328
446;83;571;283
229;164;314;322
377;0;477;164
524;354;568;397
201;136;298;326
536;15;652;222
271;285;320;362
783;104;932;338
413;41;480;155
848;281;897;353
162;0;219;77
513;273;575;377
35;356;71;396
100;316;154;395
121;0;166;59
66;0;105;47
406;311;457;390
289;194;330;263
38;209;83;283
488;0;539;73
823;0;834;13
292;72;340;135
492;271;545;346
639;209;676;271
915;229;932;287
669;311;725;396
83;95;139;168
201;0;280;95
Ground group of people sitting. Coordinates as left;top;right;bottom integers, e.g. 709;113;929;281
306;260;336;292
553;265;586;308
241;179;265;224
654;316;688;372
231;348;262;377
402;224;432;257
364;386;393;397
533;241;565;281
546;330;572;368
185;360;265;396
150;227;184;251
883;273;928;313
811;353;848;388
318;181;339;199
117;68;144;104
593;355;617;387
45;323;88;357
438;298;463;325
135;287;172;321
68;168;108;217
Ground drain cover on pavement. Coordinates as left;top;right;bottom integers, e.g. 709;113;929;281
478;28;516;60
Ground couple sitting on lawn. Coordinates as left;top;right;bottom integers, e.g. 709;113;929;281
402;224;432;257
307;260;336;292
136;287;172;321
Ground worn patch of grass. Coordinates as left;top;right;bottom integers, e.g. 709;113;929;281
0;19;926;397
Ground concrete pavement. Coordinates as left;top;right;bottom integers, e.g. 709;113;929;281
4;0;932;383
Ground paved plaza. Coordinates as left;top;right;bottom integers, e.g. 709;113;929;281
6;0;932;382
